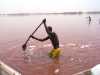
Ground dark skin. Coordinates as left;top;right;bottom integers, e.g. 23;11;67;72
30;19;59;49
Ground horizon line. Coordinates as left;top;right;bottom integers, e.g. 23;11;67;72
0;11;100;15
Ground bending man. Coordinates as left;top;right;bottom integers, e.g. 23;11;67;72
30;19;60;58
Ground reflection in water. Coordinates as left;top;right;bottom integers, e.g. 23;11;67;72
48;58;60;75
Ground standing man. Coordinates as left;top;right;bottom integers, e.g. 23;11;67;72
88;16;91;24
30;19;61;58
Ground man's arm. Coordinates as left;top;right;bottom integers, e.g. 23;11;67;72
30;35;49;42
42;18;49;34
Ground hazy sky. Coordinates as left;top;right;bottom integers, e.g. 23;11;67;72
0;0;100;13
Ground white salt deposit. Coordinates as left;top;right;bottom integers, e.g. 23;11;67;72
67;43;76;47
80;44;90;49
43;44;52;47
54;69;60;74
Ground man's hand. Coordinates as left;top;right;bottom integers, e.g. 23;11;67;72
30;35;34;38
42;18;46;24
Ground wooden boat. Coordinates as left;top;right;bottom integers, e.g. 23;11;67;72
0;60;21;75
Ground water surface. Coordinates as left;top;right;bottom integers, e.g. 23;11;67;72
0;14;100;75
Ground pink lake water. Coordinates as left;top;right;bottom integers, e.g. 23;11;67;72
0;14;100;75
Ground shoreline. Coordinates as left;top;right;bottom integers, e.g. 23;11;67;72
0;11;100;16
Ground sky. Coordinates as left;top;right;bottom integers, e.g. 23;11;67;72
0;0;100;13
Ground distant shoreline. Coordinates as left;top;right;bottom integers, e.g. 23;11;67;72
0;11;100;16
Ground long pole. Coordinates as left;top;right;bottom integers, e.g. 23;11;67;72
22;21;43;50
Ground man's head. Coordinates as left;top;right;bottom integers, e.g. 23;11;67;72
47;26;52;32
